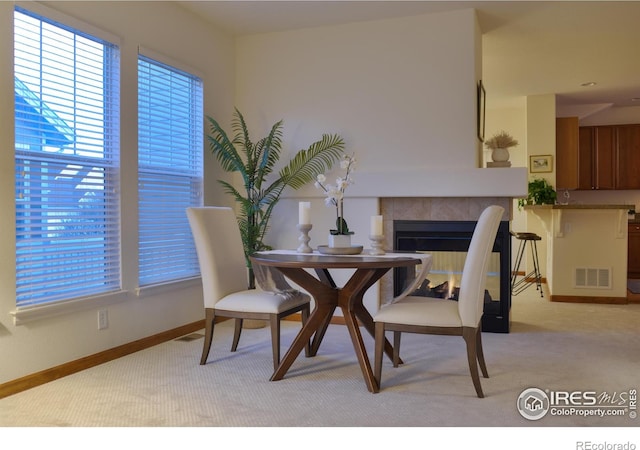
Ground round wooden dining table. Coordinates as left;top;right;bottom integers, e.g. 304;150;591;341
250;250;424;393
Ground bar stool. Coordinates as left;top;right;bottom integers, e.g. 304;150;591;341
510;231;543;297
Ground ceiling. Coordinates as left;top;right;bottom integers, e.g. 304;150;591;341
178;1;640;115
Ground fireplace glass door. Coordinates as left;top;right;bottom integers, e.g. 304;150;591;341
393;220;511;333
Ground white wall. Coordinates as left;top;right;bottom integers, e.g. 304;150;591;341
234;9;483;244
0;1;235;384
235;9;480;174
484;98;528;271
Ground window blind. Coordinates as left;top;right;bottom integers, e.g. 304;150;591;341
137;55;203;286
14;7;121;307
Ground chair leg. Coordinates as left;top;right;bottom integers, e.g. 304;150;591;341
200;308;215;365
393;331;401;368
476;329;489;378
531;240;544;297
231;318;243;352
301;304;311;357
270;315;280;372
374;322;385;388
463;327;484;398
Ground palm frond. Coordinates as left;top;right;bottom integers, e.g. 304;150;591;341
206;116;252;187
207;109;345;275
279;134;345;190
258;120;283;174
231;108;253;153
217;180;246;205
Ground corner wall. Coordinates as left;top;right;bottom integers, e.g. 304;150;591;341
0;1;235;384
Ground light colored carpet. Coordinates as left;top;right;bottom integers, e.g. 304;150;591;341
1;287;639;432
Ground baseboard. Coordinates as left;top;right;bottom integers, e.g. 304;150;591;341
512;271;548;284
0;319;205;400
550;295;628;304
0;313;358;399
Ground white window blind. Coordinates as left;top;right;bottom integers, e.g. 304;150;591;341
137;55;203;286
14;7;121;307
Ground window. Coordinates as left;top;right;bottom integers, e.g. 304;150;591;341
137;54;203;286
14;7;120;307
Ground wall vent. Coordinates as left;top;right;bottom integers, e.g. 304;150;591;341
574;267;611;289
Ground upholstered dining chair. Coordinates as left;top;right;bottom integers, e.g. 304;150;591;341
373;205;504;397
187;206;311;371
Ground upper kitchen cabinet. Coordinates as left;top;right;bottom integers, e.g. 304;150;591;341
556;119;640;190
556;117;579;190
616;124;640;189
579;125;615;190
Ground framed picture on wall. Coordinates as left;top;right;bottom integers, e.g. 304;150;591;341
530;154;553;173
477;80;486;142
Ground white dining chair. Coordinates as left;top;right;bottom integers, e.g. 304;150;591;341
373;205;504;397
187;206;311;371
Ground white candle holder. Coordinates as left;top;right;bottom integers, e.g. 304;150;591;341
369;234;385;255
297;224;313;253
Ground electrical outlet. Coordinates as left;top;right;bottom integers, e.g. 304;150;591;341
98;309;108;330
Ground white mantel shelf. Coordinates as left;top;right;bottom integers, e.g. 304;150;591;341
285;167;528;199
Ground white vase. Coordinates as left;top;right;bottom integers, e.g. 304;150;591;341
328;234;351;248
491;147;510;162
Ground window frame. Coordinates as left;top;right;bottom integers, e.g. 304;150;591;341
136;47;204;290
11;3;124;324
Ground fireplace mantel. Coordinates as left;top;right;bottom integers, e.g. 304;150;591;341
287;167;527;199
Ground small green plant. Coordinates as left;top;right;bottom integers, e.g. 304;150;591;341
518;178;557;210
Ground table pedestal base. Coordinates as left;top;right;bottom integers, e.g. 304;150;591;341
270;267;401;393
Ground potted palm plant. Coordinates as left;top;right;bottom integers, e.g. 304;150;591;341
207;108;345;288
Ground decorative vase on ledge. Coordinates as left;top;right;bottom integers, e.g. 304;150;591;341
491;147;510;162
328;234;352;248
484;130;517;168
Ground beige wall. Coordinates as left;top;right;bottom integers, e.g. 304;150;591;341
0;1;235;384
235;8;481;175
233;9;489;248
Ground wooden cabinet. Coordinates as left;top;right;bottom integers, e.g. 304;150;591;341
556;120;640;190
628;223;640;278
616;125;640;189
556;117;579;190
579;126;615;190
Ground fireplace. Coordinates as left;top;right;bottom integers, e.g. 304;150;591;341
393;219;511;333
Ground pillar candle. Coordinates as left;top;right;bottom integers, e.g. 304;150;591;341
299;202;311;225
371;215;383;236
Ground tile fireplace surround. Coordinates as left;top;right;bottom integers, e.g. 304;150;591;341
378;196;513;301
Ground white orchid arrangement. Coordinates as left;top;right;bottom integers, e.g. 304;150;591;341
315;154;356;235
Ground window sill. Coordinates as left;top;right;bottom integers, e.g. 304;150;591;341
135;277;201;298
10;278;202;325
10;290;130;326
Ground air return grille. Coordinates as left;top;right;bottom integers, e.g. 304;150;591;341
575;268;611;289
